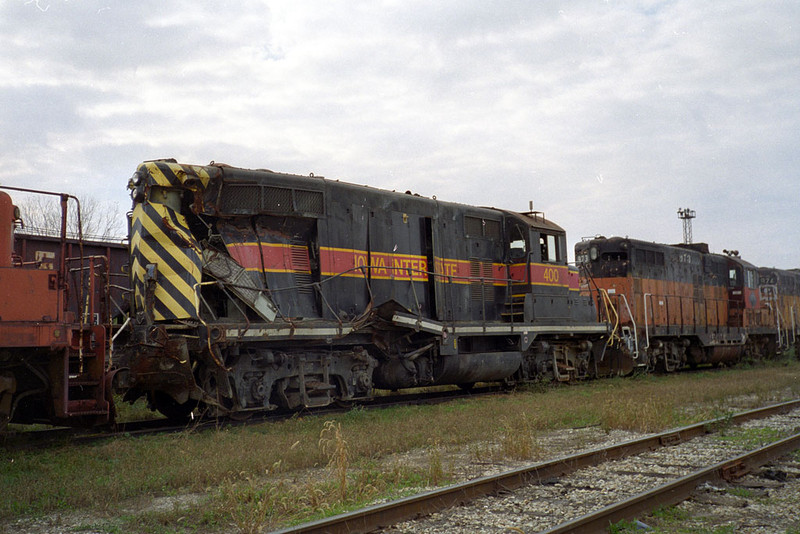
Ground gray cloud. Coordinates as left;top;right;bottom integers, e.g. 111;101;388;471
0;0;798;266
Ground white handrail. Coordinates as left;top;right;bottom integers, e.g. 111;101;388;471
619;293;639;360
643;293;651;350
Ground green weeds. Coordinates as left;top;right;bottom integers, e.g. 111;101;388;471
714;426;787;449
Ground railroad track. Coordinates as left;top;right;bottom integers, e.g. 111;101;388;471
0;385;504;449
275;399;800;533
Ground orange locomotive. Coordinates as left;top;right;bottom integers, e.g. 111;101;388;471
0;187;114;430
576;237;776;373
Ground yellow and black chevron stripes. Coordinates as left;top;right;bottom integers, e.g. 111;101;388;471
131;202;202;321
137;160;213;189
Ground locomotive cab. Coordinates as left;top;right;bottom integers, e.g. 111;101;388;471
724;253;765;328
502;211;591;325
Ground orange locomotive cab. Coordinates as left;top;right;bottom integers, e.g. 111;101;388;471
723;252;769;329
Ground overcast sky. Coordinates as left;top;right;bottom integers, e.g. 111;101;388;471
1;1;798;267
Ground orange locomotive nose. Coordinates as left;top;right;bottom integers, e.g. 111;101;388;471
0;191;18;268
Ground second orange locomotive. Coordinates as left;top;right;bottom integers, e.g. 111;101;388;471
576;237;791;372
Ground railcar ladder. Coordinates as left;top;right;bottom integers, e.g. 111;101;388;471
52;325;112;424
56;255;113;425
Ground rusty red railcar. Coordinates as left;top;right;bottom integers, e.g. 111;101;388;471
0;187;121;429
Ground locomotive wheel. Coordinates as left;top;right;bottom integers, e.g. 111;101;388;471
659;348;682;373
150;391;197;422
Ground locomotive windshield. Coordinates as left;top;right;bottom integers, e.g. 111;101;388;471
508;225;527;260
575;239;630;278
728;266;741;288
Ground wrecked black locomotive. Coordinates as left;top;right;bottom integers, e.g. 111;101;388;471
117;160;608;419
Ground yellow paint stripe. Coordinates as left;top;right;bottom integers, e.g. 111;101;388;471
320;270;367;278
138;214;201;279
141;161;212;189
135;238;198;292
154;281;194;319
135;244;199;316
144;162;173;188
320;245;360;254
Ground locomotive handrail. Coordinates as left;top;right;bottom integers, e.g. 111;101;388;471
643;293;652;350
618;293;639;360
598;289;620;347
109;316;132;367
195;261;577;337
776;305;784;347
617;291;755;345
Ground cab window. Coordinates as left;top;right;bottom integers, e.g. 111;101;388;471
728;267;741;287
540;234;558;262
509;226;527;260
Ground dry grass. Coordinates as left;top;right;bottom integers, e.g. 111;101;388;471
495;412;542;460
2;360;800;532
427;439;445;486
319;420;349;501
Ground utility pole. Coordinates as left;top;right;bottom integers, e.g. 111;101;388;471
677;208;696;244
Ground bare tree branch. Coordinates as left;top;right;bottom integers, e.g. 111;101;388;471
14;195;126;241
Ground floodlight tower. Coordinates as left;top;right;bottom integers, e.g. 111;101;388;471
677;208;696;244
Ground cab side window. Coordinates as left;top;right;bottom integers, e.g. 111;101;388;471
540;234;558;262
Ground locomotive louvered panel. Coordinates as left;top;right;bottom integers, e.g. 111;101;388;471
130;202;201;321
464;216;482;237
484;219;501;239
469;259;494;302
294;189;324;214
263;187;293;213
290;243;314;294
220;184;261;213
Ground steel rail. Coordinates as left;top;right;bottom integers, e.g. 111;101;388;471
541;430;800;533
274;399;800;534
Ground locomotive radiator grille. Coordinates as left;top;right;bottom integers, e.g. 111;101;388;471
218;184;325;216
